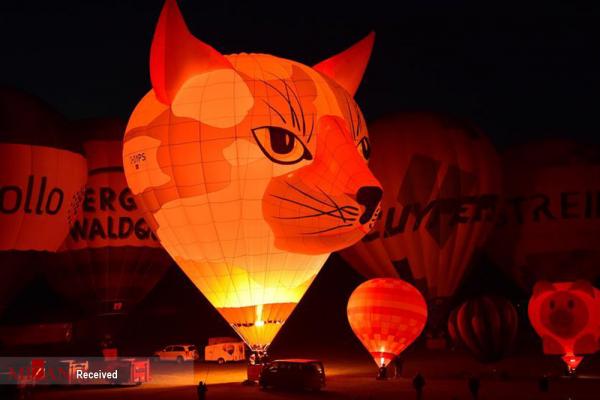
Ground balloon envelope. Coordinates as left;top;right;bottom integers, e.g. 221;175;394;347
488;140;600;291
340;113;501;330
48;119;171;326
122;0;381;351
528;281;600;364
0;87;87;315
448;296;518;363
347;278;427;367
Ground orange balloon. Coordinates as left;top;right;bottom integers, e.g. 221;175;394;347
48;119;171;323
340;113;501;331
528;281;600;368
347;278;427;368
0;87;87;315
122;0;381;351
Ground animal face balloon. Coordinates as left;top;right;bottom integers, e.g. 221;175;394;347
528;281;600;359
123;0;382;350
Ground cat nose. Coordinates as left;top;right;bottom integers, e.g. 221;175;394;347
356;186;383;224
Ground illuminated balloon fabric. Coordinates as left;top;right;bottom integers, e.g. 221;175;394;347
347;278;427;367
0;87;87;315
122;0;381;351
340;113;501;316
447;296;518;362
48;119;171;317
528;281;600;358
487;140;600;291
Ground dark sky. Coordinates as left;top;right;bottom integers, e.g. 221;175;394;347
1;0;599;150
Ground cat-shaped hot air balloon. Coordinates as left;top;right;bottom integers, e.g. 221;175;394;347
122;0;382;354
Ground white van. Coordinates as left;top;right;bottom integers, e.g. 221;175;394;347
204;339;246;364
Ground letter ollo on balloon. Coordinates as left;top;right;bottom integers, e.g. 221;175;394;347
487;140;600;291
347;278;427;374
0;86;87;316
447;296;518;363
340;112;502;339
528;281;600;373
48;118;171;345
121;0;381;354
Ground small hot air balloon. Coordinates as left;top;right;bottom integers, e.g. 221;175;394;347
122;0;381;355
340;113;501;338
0;87;87;316
48;118;171;347
487;140;600;291
448;296;518;363
528;281;600;374
347;278;427;378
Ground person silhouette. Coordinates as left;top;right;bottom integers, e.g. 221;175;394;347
538;375;550;393
393;356;403;378
197;380;208;400
468;376;480;400
413;373;425;400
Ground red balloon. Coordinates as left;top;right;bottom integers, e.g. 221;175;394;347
341;113;501;332
448;296;518;363
47;119;171;339
528;281;600;372
488;140;600;291
0;87;87;315
347;278;427;368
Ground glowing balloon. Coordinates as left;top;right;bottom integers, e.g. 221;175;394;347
528;281;600;373
48;119;171;341
347;278;427;368
448;296;518;363
122;0;381;352
0;87;87;315
340;113;501;334
488;140;600;291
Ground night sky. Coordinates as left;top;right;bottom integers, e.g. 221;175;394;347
1;1;599;150
1;0;598;354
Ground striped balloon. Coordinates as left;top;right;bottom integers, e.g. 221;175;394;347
448;296;518;363
347;278;427;367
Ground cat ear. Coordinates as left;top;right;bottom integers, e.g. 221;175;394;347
150;0;232;104
313;31;375;97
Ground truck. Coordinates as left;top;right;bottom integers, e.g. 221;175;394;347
204;337;246;364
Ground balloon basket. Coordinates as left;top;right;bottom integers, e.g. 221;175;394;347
376;366;388;380
561;354;583;376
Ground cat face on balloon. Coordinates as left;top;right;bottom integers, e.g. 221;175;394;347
124;0;382;254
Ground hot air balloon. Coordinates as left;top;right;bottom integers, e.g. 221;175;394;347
487;140;600;291
122;0;381;356
47;118;171;347
448;296;518;363
0;87;87;317
340;113;502;339
347;278;427;378
528;281;600;374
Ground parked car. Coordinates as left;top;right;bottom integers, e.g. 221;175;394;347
204;340;245;364
154;344;199;363
259;359;325;391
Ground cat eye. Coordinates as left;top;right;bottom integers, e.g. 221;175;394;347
252;126;312;165
358;136;371;161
